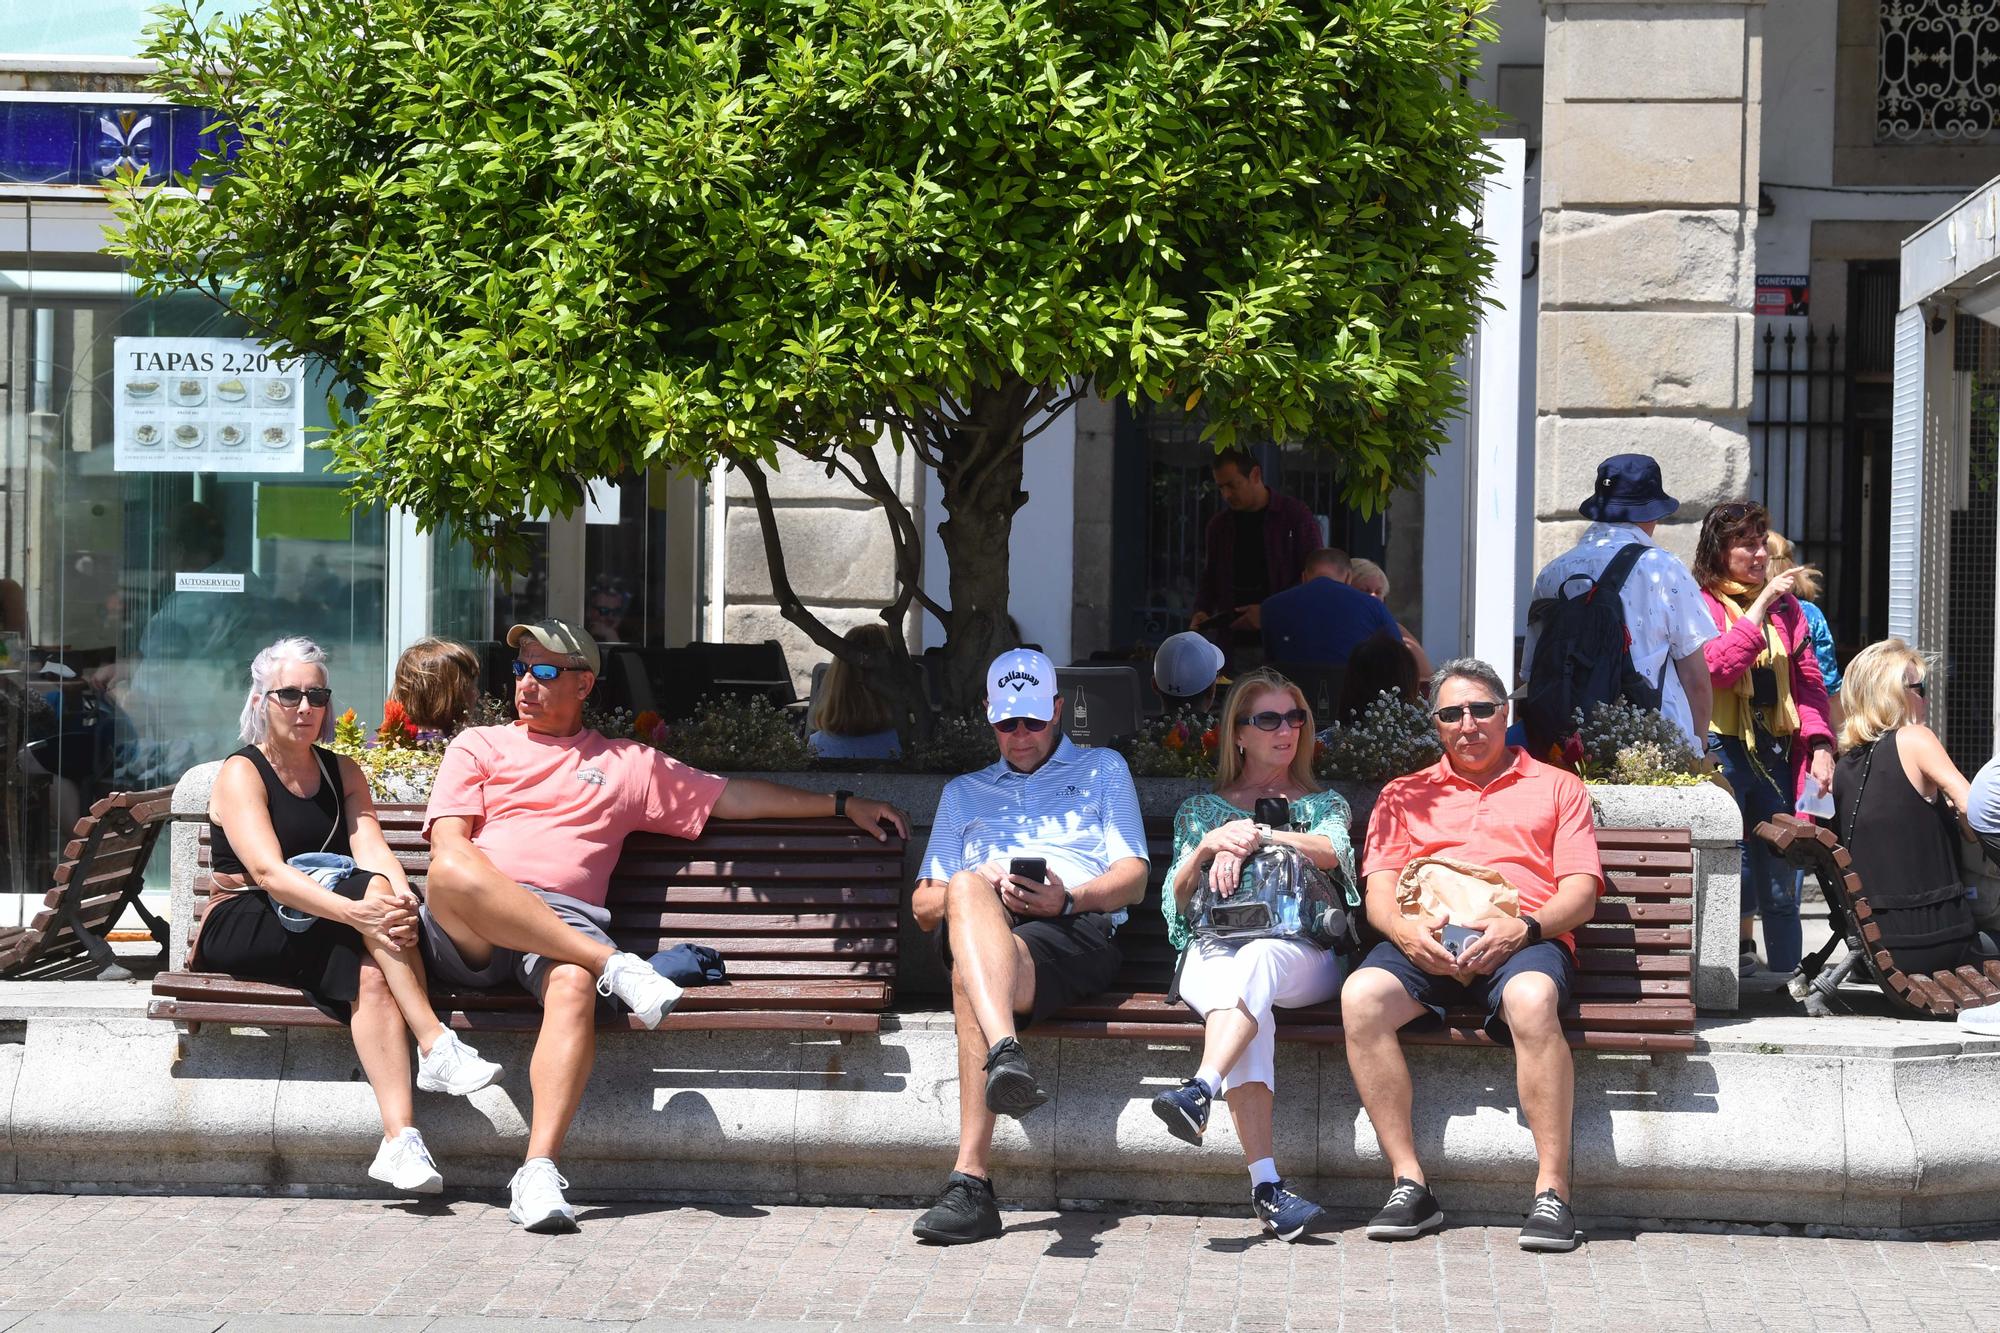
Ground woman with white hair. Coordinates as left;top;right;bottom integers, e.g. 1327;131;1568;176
198;636;501;1193
1832;639;1999;977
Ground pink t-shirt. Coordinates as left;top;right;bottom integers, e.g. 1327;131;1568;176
424;723;728;906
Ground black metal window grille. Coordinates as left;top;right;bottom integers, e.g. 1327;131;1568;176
1879;0;2000;145
1944;314;2000;773
1748;324;1861;651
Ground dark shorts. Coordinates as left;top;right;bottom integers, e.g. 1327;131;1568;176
1356;937;1577;1045
928;910;1123;1030
192;870;382;1023
420;885;615;1004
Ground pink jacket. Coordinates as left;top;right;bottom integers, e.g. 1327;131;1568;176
1700;590;1834;804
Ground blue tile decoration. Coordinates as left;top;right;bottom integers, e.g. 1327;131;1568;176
0;101;234;186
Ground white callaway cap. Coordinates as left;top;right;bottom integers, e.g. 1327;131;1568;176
986;648;1058;724
1152;631;1225;698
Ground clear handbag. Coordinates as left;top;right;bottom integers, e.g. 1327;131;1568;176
1188;843;1361;957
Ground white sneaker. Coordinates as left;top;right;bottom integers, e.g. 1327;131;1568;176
1959;1000;2000;1036
367;1127;442;1194
416;1029;503;1096
508;1157;578;1234
596;952;683;1029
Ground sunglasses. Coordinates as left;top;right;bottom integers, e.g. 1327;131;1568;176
1907;679;1928;698
1239;708;1309;732
1711;501;1768;527
993;717;1051;734
268;686;331;709
512;660;590;682
1432;701;1503;724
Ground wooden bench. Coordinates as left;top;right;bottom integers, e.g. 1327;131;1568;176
1760;812;2000;1018
0;785;178;982
150;811;905;1036
1039;817;1698;1053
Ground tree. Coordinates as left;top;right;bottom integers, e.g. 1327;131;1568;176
114;0;1498;725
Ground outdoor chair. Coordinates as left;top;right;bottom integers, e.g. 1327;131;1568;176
1759;813;2000;1018
684;640;801;712
0;784;179;981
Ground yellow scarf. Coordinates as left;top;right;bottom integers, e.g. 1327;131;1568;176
1710;581;1799;744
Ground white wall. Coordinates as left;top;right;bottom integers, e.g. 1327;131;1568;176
919;409;1076;666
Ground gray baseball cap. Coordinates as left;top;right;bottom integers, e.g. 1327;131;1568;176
506;617;600;672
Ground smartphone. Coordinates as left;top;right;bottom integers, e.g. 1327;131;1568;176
1009;857;1047;884
1440;923;1483;957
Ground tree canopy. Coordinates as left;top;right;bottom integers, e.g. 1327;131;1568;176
116;0;1497;708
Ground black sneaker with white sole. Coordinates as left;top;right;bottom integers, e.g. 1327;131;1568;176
982;1036;1049;1118
1518;1189;1581;1252
1365;1176;1444;1241
911;1170;1003;1244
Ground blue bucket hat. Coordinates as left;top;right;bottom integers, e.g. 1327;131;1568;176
1579;453;1678;524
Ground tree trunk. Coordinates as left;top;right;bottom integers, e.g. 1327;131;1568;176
932;381;1034;713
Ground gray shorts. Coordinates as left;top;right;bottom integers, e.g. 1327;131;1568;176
419;885;614;1003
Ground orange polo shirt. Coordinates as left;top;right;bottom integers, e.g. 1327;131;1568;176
1361;747;1602;952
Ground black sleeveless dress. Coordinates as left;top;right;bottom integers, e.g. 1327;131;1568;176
1832;730;1980;976
196;745;374;1020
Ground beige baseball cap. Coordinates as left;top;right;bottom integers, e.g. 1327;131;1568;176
506;617;600;672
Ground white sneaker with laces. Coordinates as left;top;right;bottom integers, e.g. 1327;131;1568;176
1959;999;2000;1036
508;1157;578;1233
596;952;683;1029
367;1127;443;1194
416;1029;503;1095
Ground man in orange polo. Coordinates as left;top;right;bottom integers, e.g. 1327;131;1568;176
1341;658;1602;1254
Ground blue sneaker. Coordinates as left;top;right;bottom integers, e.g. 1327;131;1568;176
1252;1179;1327;1243
1150;1078;1211;1143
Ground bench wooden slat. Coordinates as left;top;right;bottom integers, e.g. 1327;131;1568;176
1603;873;1693;898
2;786;179;981
153;970;888;1011
148;999;880;1035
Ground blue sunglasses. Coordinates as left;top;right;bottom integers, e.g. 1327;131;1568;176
512;660;590;682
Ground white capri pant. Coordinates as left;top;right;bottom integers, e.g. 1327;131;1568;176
1175;936;1345;1094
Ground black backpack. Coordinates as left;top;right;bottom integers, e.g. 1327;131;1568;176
1520;544;1664;757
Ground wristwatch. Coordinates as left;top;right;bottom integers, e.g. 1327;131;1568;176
1522;915;1543;946
832;789;852;818
1061;890;1076;916
1255;824;1275;846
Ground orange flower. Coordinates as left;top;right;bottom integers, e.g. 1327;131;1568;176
632;710;663;741
377;699;418;745
1162;728;1185;751
339;708;357;726
1200;727;1219;754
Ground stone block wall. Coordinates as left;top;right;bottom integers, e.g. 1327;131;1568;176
1535;0;1764;570
720;439;923;692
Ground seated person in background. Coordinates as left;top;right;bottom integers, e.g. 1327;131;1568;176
203;636;501;1198
1153;668;1352;1242
808;623;904;761
583;586;634;644
1335;629;1424;722
1832;640;1998;978
392;636;481;737
909;649;1149;1245
1347;558;1435;681
1260;548;1399;669
1341;659;1601;1254
1152;630;1226;717
420;618;907;1233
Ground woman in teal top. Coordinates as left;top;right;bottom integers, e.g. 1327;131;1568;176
1151;668;1353;1242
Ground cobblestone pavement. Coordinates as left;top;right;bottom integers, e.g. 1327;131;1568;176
0;1192;1996;1331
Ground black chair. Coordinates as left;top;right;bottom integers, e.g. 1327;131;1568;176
634;646;711;722
1055;665;1142;747
684;639;799;710
1268;660;1345;725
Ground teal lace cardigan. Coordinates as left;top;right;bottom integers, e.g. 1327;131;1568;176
1160;789;1355;951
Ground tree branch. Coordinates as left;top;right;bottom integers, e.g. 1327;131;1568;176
737;461;854;664
1019;377;1088;444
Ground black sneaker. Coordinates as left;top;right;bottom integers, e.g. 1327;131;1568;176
1518;1189;1580;1252
1251;1179;1327;1243
1365;1176;1444;1241
1150;1078;1212;1143
912;1170;1002;1244
983;1036;1049;1118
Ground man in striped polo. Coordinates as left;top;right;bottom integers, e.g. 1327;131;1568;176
908;649;1150;1244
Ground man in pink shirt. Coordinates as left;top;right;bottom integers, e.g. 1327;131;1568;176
1340;658;1602;1255
419;619;906;1233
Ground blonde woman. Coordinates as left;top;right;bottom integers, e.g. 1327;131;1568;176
1347;558;1434;680
1152;668;1351;1241
1832;640;1997;976
391;636;481;736
808;624;902;761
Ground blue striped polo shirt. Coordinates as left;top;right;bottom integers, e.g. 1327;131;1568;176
919;736;1149;925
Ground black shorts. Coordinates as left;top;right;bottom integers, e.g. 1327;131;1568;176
929;910;1123;1030
1356;938;1577;1045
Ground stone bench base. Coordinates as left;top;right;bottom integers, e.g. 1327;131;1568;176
3;994;1994;1232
